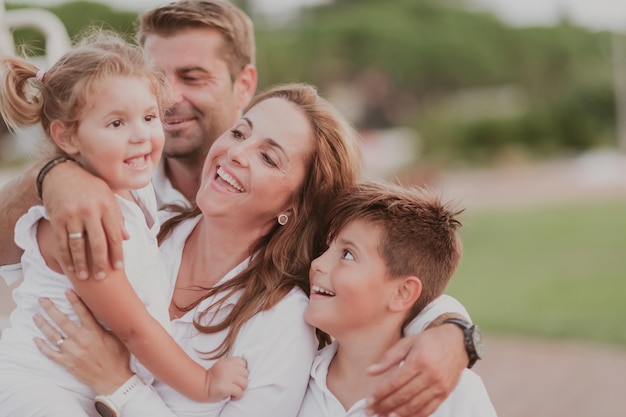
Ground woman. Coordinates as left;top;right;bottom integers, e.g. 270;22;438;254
32;83;362;417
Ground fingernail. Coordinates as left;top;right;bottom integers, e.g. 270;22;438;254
78;271;88;279
38;297;48;304
115;261;124;270
368;364;382;372
33;313;41;323
96;271;106;280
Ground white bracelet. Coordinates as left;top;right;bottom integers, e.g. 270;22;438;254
95;374;145;417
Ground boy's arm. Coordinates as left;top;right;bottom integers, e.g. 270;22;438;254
366;295;474;417
0;163;41;265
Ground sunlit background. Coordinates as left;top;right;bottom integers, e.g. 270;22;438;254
1;1;625;416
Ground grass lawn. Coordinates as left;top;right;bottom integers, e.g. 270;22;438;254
446;198;626;347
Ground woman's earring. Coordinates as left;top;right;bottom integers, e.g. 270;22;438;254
277;213;289;226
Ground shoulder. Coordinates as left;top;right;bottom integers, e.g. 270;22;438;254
435;369;497;417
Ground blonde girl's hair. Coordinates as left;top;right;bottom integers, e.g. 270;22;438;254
158;83;362;357
0;28;167;155
137;0;255;81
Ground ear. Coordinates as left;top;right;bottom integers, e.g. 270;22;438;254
50;120;80;156
233;64;257;111
388;276;422;313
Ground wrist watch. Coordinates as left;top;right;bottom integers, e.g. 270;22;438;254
442;318;484;368
95;374;145;417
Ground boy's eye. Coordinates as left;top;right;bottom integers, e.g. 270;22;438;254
145;114;157;122
342;250;354;261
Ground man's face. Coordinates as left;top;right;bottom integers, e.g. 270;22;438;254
143;28;246;163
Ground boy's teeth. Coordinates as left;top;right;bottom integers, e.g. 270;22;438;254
312;284;335;296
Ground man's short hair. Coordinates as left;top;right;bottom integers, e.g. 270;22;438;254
137;0;255;79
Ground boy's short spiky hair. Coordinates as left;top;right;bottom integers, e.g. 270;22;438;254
323;181;464;332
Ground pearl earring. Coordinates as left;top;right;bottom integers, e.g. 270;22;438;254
277;213;289;226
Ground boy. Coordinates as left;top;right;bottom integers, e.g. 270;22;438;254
298;182;497;417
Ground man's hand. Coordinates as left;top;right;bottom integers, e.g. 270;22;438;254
365;323;467;417
42;161;127;280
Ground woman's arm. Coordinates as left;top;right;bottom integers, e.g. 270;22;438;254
365;295;472;417
37;219;246;403
34;290;179;417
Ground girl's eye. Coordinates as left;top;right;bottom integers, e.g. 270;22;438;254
342;250;354;261
109;120;122;128
145;114;157;122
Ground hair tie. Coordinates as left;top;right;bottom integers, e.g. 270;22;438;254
35;69;46;82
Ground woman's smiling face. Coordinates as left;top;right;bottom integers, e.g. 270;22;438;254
196;97;314;230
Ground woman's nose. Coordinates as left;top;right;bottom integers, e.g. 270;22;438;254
227;142;251;166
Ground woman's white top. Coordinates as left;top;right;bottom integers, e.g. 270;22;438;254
121;214;319;417
0;184;170;397
297;340;498;417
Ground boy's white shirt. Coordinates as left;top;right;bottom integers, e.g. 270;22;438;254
297;296;497;417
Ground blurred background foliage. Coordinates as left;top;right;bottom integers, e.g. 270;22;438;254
4;0;618;167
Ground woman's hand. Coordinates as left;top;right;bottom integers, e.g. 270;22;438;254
365;323;467;417
33;289;134;394
42;161;128;280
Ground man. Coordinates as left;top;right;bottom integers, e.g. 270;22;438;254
0;2;475;416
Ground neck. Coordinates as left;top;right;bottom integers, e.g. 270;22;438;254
164;156;203;203
327;322;404;411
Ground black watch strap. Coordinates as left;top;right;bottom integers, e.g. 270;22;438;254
442;317;484;368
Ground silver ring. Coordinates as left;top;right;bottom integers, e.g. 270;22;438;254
56;337;65;347
68;232;83;239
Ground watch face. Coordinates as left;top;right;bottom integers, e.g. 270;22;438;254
472;326;485;359
95;400;116;417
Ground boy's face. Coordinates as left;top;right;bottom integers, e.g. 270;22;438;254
304;219;397;338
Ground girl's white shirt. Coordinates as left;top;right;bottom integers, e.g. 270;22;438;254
122;214;318;417
0;184;170;401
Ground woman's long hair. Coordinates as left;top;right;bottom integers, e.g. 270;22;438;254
158;83;361;357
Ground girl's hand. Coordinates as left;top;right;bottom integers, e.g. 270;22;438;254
33;289;134;394
206;357;249;401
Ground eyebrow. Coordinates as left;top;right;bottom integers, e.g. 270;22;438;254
242;117;289;161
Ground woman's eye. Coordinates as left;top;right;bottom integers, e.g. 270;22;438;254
342;250;354;261
230;129;244;139
262;153;277;167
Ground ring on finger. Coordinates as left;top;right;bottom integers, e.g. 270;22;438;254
68;232;84;240
56;337;66;347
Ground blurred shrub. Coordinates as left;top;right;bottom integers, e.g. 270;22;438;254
5;0;618;165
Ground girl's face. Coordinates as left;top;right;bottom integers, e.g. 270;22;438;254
71;75;164;195
196;97;314;232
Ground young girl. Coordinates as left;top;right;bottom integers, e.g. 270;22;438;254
0;30;247;416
